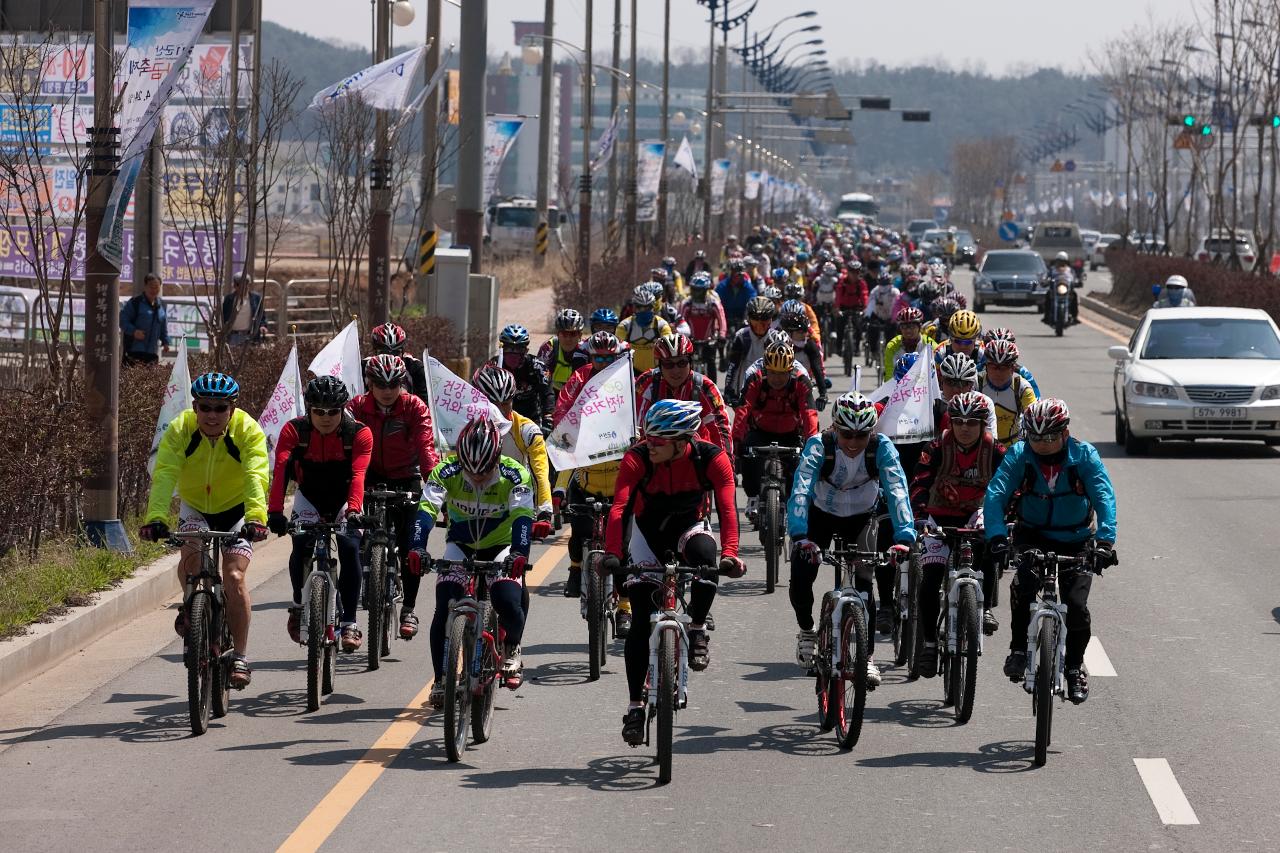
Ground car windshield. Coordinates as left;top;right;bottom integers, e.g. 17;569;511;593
1141;318;1280;360
1204;238;1251;252
955;231;974;245
495;207;538;227
981;253;1044;274
922;230;947;242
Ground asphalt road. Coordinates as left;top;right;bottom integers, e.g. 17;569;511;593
2;269;1277;853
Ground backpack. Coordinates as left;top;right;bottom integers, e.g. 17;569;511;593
819;430;880;484
283;413;360;485
185;429;240;462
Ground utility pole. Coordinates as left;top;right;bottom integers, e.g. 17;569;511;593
130;127;162;295
702;2;716;239
221;0;243;305
455;0;488;273
417;0;443;293
623;0;638;273
576;0;594;289
368;0;392;321
656;0;670;251
534;0;554;269
606;0;621;248
242;0;264;276
83;0;126;550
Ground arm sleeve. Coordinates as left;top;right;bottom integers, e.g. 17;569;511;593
798;380;819;439
731;375;758;444
605;451;644;558
532;359;555;418
714;297;727;337
412;462;447;550
146;416;188;524
883;337;901;382
709;450;740;558
1018;383;1037;416
412;398;440;471
267;421;299;514
347;426;373;513
806;342;828;393
1082;443;1118;542
239;421;271;525
508;466;536;557
787;434;824;538
876;438;917;544
982;443;1024;540
524;425;553;512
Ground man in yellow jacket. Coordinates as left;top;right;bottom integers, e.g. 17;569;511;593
140;372;270;689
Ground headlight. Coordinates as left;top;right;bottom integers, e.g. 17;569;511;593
976;278;993;290
1262;385;1280;400
1055;283;1069;295
1132;381;1178;400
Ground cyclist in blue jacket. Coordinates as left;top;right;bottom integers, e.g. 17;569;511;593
984;398;1118;705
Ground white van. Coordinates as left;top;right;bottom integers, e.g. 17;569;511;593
486;197;566;259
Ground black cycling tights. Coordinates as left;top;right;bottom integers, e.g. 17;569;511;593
289;531;362;625
1008;533;1092;669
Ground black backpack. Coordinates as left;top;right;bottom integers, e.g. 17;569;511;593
637;439;722;493
283;413;361;485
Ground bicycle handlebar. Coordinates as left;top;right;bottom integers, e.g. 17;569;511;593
167;530;240;547
428;558;507;574
565;501;610;517
744;443;801;459
624;562;722;582
288;521;348;535
1021;548;1105;576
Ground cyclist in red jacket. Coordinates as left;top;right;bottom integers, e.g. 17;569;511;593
635;333;733;457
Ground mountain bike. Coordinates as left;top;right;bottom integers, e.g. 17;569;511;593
691;337;720;384
891;526;922;672
630;558;721;784
361;487;415;671
839;308;862;378
745;443;799;594
1016;548;1103;767
432;556;511;763
864;317;888;380
925;526;985;723
172;530;238;736
293;520;346;712
568;498;615;681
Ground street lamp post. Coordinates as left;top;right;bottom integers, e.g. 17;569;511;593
455;0;488;275
624;0;638;273
656;0;671;251
578;0;594;290
534;0;554;269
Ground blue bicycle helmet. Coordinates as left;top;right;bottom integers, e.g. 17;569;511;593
689;273;713;291
771;266;789;283
590;307;619;327
191;372;239;400
893;352;919;381
643;399;703;439
499;324;530;347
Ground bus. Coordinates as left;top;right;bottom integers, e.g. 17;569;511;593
835;192;879;223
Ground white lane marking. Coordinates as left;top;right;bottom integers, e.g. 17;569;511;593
1084;636;1117;677
1134;759;1200;825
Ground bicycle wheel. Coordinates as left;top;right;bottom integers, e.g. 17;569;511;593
366;544;387;671
211;604;231;719
444;612;473;762
954;584;980;723
322;629;337;696
891;565;908;667
815;618;835;732
1034;618;1056;767
186;592;212;736
657;628;676;784
833;603;869;750
585;553;605;681
305;579;325;712
905;552;923;677
471;604;499;745
762;487;779;594
843;326;854;378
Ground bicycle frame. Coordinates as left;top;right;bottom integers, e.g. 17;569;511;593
295;523;344;646
646;566;692;711
568;500;615;618
823;538;878;671
1021;552;1077;696
174;531;234;661
927;528;986;658
435;559;507;695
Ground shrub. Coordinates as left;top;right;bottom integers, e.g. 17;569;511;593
1104;249;1280;322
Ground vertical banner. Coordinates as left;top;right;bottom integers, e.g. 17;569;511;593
421;350;510;452
307;320;364;398
544;352;636;470
710;158;731;216
98;0;216;270
672;134;698;180
590;108;621;177
483;114;526;204
147;344;192;474
634;140;666;223
258;345;306;469
744;170;762;200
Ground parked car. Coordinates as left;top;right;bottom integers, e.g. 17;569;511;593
972;249;1049;312
1090;232;1122;271
1109;307;1280;454
1194;229;1258;272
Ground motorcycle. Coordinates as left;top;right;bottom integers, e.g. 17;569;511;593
1048;278;1073;337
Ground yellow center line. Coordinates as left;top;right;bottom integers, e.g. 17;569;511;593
276;540;568;853
1079;310;1131;343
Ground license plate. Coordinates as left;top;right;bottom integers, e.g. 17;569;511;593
1192;407;1246;419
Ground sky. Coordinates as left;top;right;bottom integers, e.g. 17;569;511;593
264;0;1199;77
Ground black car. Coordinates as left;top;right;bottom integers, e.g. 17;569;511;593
972;250;1049;312
955;230;979;270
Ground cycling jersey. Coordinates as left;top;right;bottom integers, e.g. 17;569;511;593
864;283;899;322
679;293;727;341
490;353;555;426
536;338;579;392
347;391;439;481
812;273;839;305
910;432;1004;518
788;430;915;544
268;415;373;517
414;455;535;553
769;329;828;392
635;369;733;457
984;437;1117;545
715;276;757;322
882;334;938;382
723;326;771;397
835;277;868;311
147;408;270;525
731;367;819;445
977;372;1037;446
502;409;553;513
616;315;673;374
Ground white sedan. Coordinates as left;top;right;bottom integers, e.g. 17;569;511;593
1109;307;1280;454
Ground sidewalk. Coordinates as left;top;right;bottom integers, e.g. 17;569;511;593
497;284;557;339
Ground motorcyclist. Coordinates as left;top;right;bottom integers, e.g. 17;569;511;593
1042;251;1080;325
1152;273;1197;308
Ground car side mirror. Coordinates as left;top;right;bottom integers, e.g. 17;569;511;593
1107;345;1130;360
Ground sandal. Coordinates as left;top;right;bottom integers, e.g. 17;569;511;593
688;630;710;672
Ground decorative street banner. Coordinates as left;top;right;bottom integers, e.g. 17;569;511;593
672;134;698;180
0;223;242;284
259;344;306;470
422;351;510;453
148;343;191;474
1;41;250;100
634;140;666;223
744;170;762;200
866;349;939;444
0;104;53;156
545;352;636;470
308;320;364;399
98;0;217;270
590;108;620;177
309;44;426;112
710;158;731;216
483;114;526;204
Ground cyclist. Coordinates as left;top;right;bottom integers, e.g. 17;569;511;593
924;296;960;345
554;331;627;607
370;322;428;399
715;258;758;333
412;416;535;706
985;398;1118;705
348;354;440;642
472;363;555;535
983;327;1041;396
267;376;373;653
781;284;822;346
977;339;1037;449
777;303;830;399
679;272;727;379
685;248;711;280
574;307;622;370
601;400;744;745
810;261;840;339
492;324;555;431
617;286;672;375
536;309;587;395
140;372;269;689
732;339;820;524
833;259;868;357
934;309;984;367
909;391;1006;676
788;392;915;687
723;296;777;404
636;333;733;456
937;353;997;435
882;307;937;383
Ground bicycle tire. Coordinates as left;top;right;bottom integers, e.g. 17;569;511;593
322;637;336;696
471;604;498;745
834;603;869;749
1034;618;1056;767
955;584;980;723
891;564;908;667
843;326;854;378
305;579;324;712
762;487;779;594
366;544;387;671
444;612;473;762
657;629;676;784
186;592;212;736
586;552;604;681
211;603;231;719
815;616;835;732
906;552;923;678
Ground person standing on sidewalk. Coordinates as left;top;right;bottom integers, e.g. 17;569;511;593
120;273;171;365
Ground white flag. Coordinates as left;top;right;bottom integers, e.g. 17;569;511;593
258;345;306;470
148;344;192;475
672;134;698;180
483;115;527;204
865;350;938;444
590;108;621;176
310;45;427;111
544;353;636;470
308;320;364;398
422;351;510;452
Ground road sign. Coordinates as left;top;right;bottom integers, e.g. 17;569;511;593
1002;210;1016;222
1064;160;1076;172
998;221;1019;242
1050;160;1064;173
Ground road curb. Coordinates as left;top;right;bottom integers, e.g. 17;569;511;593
1082;293;1141;328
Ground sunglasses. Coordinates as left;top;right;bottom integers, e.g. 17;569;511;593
660;358;691;369
836;428;871;440
370;379;401;390
951;417;983;427
952;338;975;346
311;407;343;417
1027;432;1064;444
592;354;617;364
196;402;230;414
647;435;682;447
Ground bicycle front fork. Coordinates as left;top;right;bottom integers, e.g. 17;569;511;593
1023;605;1067;695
